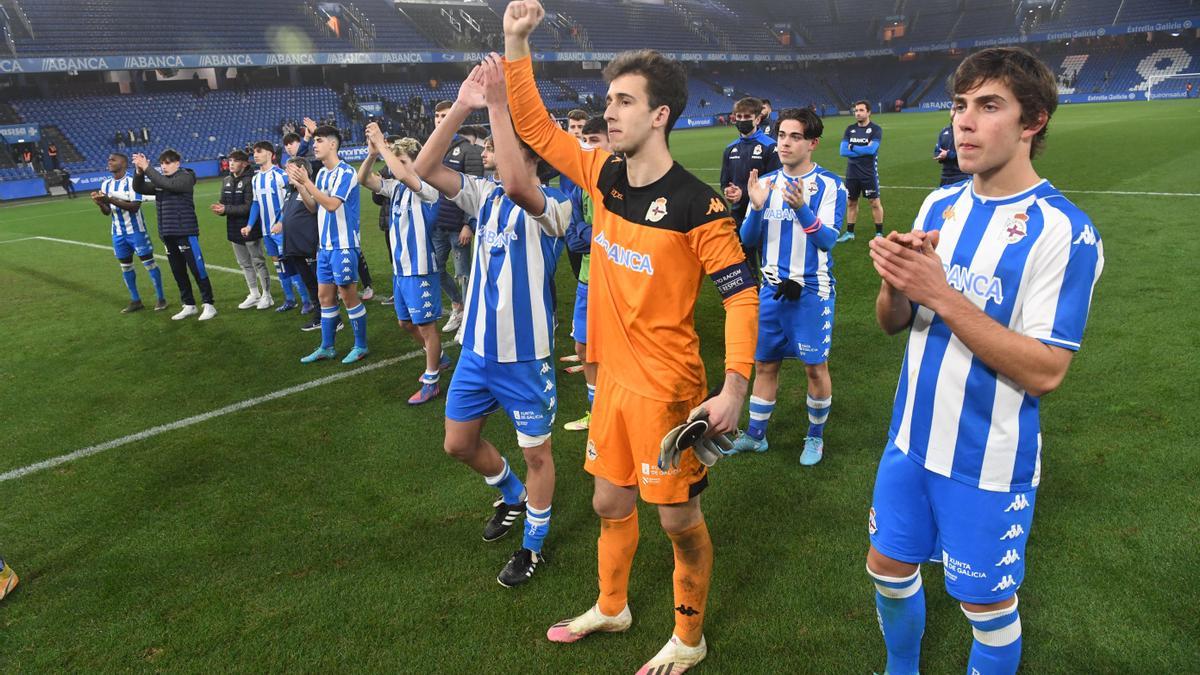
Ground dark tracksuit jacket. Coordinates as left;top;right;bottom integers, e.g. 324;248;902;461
133;166;213;305
219;170;256;243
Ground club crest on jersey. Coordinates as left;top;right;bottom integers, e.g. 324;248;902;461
1001;213;1029;244
753;144;763;157
646;197;668;223
586;440;598;461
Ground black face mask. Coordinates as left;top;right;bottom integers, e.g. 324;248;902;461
734;120;755;135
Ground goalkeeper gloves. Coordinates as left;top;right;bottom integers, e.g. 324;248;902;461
658;408;734;472
772;277;803;301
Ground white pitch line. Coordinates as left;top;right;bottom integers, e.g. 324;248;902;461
0;236;39;244
27;235;245;275
0;342;455;483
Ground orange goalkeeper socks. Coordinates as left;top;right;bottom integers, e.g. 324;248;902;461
667;519;713;647
597;509;640;617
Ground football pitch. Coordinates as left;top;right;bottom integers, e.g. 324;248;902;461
0;100;1197;672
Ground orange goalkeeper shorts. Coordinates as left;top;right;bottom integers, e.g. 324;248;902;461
584;369;709;505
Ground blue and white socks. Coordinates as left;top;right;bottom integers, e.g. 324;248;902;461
144;259;165;300
807;395;831;439
964;599;1022;675
485;458;526;506
524;504;552;554
346;303;367;349
319;306;339;349
586;383;595;409
746;396;775;440
119;262;140;301
276;260;295;303
868;565;925;675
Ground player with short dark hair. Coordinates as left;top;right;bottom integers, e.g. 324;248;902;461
729;107;845;466
249;139;313;314
721;96;781;276
565;108;589;137
210;149;269;310
289;126;369;364
132;148;217;321
416;56;570;588
359;124;449;404
91;152;167;313
934;110;970;186
838;99;885;241
758;98;773;137
865;46;1103;675
505;3;758;670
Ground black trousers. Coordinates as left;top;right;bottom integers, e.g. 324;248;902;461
162;234;214;305
357;249;373;288
287;253;319;305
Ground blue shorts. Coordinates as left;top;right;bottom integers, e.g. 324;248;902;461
869;442;1037;604
446;349;557;447
112;230;154;260
393;273;442;325
316;248;359;286
263;233;284;258
570;281;588;344
755;285;834;365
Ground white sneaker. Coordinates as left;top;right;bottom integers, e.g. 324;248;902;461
256;294;274;310
442;308;463;333
360;286;375;301
172;305;198;321
546;604;632;643
238;293;260;310
198;303;218;321
635;634;707;675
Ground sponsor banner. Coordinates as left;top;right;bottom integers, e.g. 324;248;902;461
67;159;221;192
358;101;383;115
340;145;371;162
0;177;48;201
0;124;40;143
680;116;717;129
2;18;1194;74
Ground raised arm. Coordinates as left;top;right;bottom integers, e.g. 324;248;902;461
503;3;606;193
414;65;487;199
481;53;545;218
357;144;384;194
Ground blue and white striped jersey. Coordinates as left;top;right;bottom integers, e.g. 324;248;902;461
315;161;360;250
100;175;146;235
450;174;570;363
746;165;846;298
889;179;1104;492
377;178;441;276
252;166;289;234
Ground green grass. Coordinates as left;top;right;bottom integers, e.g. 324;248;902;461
0;100;1197;672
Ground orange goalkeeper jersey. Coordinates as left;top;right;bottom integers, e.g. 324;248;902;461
506;55;758;403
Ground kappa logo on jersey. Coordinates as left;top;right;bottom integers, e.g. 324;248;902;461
822;321;831;330
822;307;832;317
646;197;668;223
594;231;655;276
540;362;551;375
1073;223;1098;246
1004;494;1031;512
421;291;431;299
421;280;430;287
705;197;725;215
990;575;1017;592
995;549;1021;567
1002;213;1029;244
1000;524;1025;540
868;507;878;534
543;379;554;393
